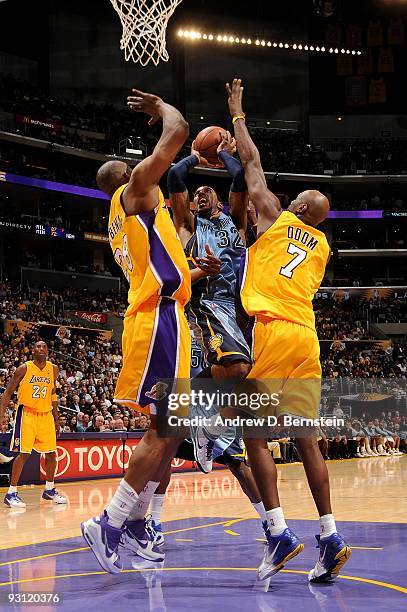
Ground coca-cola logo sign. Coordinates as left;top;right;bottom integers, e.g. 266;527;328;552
72;311;107;324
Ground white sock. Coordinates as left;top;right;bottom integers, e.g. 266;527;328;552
128;481;159;522
149;493;166;524
106;479;139;528
8;485;17;494
252;501;267;523
320;514;336;539
266;507;288;536
45;481;55;490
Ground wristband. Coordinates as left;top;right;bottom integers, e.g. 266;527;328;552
232;114;246;124
52;394;58;402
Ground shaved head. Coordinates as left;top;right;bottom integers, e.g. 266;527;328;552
288;190;330;227
96;160;132;197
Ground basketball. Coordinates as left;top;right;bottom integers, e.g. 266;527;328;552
194;125;228;165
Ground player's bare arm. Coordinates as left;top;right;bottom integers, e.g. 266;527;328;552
0;364;26;426
226;78;281;237
122;89;189;215
217;130;248;244
52;364;60;437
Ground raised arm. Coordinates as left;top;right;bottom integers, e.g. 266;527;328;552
122;89;189;215
167;149;198;240
217;131;248;243
226;79;281;236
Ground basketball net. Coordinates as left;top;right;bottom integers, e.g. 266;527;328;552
110;0;184;66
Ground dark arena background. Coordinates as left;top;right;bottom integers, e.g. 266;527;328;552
0;0;406;610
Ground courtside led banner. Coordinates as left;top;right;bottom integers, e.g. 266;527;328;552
39;439;196;481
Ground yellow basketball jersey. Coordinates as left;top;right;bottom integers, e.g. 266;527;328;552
18;360;55;412
241;211;330;330
108;184;191;316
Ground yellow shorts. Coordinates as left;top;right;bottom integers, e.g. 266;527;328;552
245;317;321;419
10;406;56;454
114;297;191;416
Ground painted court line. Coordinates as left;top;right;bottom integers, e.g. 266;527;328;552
0;567;406;595
0;518;244;567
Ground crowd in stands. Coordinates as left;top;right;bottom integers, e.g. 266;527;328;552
14;249;117;278
271;407;407;463
315;295;369;339
0;73;159;155
322;342;407;378
316;411;406;461
2;73;407;183
1;281;406;335
0;282;127;326
0;324;150;437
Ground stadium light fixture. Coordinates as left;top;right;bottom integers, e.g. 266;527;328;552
176;29;362;56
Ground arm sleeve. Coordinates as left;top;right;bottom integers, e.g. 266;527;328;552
218;150;246;193
167;155;199;194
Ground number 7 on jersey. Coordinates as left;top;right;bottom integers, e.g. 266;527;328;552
279;243;307;278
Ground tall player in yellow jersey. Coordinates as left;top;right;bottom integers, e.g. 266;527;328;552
226;79;351;584
82;89;192;575
0;341;66;507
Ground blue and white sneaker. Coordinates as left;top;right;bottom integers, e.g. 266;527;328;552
120;518;165;562
42;488;67;504
258;527;304;581
81;511;124;574
308;533;352;583
4;492;26;508
145;514;165;547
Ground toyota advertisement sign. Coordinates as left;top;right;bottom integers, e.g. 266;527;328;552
39;438;195;481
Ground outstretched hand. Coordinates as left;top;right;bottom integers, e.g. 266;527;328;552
127;88;163;126
217;130;237;156
196;244;222;277
226;78;244;118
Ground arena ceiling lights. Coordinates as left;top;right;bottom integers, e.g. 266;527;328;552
177;30;362;55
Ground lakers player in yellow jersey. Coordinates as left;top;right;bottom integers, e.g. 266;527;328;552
81;88;192;575
0;341;66;507
226;79;351;584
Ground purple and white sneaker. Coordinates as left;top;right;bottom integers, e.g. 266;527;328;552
42;488;67;504
145;514;165;547
120;518;165;562
4;492;26;508
81;510;124;574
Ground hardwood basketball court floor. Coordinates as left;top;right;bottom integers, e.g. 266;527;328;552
1;456;406;611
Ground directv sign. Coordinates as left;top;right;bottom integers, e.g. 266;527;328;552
0;218;75;240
